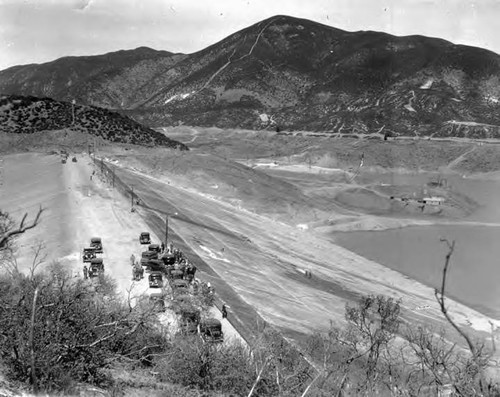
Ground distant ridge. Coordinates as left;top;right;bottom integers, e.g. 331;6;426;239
1;15;500;138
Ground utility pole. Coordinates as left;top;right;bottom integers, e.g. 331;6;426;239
71;99;75;125
131;187;134;211
165;215;169;245
100;158;103;173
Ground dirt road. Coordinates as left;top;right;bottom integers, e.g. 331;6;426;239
108;161;500;349
0;152;244;347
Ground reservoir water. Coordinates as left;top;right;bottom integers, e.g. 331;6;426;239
333;172;500;319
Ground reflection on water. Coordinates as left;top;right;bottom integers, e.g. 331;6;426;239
334;225;500;319
334;173;500;319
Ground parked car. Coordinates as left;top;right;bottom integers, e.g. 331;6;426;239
148;271;163;288
140;250;158;267
171;279;189;295
170;270;184;281
161;253;176;266
178;305;200;335
148;244;161;253
90;237;103;253
199;318;224;343
139;232;151;245
148;292;166;312
82;247;96;263
89;258;104;277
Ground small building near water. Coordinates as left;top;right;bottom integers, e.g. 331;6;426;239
422;196;445;206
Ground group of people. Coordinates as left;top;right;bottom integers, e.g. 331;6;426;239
129;240;230;320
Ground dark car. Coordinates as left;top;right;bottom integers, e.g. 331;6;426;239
82;248;96;263
171;279;189;295
89;258;104;277
148;244;161;253
147;259;164;273
148;271;163;288
140;250;158;267
161;253;176;266
178;305;200;335
199;318;223;343
139;232;151;245
90;237;103;253
148;292;166;312
170;269;184;281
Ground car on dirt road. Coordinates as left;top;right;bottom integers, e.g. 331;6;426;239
148;292;166;312
178;305;200;335
161;253;176;266
148;244;161;253
139;232;151;245
170;269;184;281
89;258;104;277
171;279;189;295
148;271;163;288
199;318;224;343
140;250;158;267
90;237;103;253
82;248;96;263
147;259;164;273
72;157;77;163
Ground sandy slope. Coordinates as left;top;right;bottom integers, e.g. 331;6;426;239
0;152;242;346
108;160;500;351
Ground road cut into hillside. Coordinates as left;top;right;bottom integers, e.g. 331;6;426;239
0;152;243;348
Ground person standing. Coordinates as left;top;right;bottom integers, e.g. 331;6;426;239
83;265;88;279
222;304;228;319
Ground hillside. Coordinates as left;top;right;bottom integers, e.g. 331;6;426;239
0;47;186;109
0;94;188;148
2;16;500;137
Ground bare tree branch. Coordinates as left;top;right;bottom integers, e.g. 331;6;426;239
435;239;477;358
0;207;44;250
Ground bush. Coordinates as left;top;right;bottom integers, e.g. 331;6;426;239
0;263;169;392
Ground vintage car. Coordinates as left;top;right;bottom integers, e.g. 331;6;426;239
148;271;163;288
171;279;189;295
199;318;224;343
147;259;164;273
90;237;103;253
148;244;161;253
178;305;200;335
148;292;166;312
139;232;151;245
82;247;96;263
161;253;176;266
170;269;184;281
89;258;104;277
140;250;158;267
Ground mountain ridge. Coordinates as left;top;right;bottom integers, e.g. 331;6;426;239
1;15;500;138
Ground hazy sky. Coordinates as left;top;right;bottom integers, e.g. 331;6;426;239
0;0;498;70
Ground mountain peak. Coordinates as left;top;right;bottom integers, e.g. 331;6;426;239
1;15;500;138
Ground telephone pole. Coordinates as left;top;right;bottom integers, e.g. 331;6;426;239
130;187;134;211
165;215;169;245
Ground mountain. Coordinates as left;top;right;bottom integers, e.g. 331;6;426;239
0;94;188;149
2;15;500;138
0;47;186;109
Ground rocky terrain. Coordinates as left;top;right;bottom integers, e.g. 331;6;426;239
0;94;188;148
1;15;500;137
